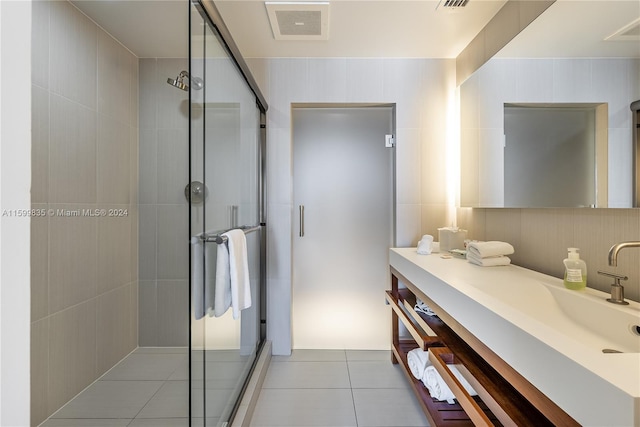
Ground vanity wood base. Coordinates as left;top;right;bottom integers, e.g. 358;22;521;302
387;268;579;427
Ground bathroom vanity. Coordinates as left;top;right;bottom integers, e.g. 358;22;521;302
387;248;640;426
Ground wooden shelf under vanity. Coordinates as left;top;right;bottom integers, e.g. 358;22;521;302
386;267;579;427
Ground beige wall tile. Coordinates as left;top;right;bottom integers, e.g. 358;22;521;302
130;126;139;206
97;115;130;204
130;59;139;129
157;129;189;205
97;211;132;295
519;209;575;278
31;85;49;204
97;287;132;376
129;281;139;350
31;318;49;427
97;30;132;125
420;126;447;206
157;281;189;347
49;0;97;109
395;128;421;205
156;205;188;280
138;281;158;346
49;95;97;203
31;0;50;89
484;208;522;260
48;205;98;313
396;203;420;247
456;207;486;242
48;301;97;412
31;204;49;321
421;204;448;243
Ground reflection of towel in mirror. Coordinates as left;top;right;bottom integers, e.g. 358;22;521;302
224;229;252;319
407;348;431;380
422;365;478;404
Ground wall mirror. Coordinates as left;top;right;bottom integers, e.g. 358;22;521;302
460;1;640;208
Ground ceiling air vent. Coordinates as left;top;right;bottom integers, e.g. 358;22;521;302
437;0;469;9
266;2;330;40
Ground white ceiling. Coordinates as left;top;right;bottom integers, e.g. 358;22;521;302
71;0;640;60
215;0;507;58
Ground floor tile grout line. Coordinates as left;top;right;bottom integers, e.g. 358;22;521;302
344;351;361;427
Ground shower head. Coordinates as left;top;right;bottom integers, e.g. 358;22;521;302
167;70;203;91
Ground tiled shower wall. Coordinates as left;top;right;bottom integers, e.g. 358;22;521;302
30;1;139;424
138;58;189;346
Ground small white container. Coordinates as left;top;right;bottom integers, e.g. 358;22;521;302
438;227;467;252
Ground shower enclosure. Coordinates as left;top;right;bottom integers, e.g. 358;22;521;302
188;1;267;425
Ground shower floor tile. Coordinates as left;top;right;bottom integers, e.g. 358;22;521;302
51;380;164;419
101;353;186;381
42;347;191;426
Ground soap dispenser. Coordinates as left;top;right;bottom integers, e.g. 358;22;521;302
563;248;587;290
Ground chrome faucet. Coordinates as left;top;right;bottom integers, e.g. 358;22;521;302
599;241;640;305
608;241;640;266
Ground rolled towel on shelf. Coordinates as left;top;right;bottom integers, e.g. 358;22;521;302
407;348;431;380
467;241;514;259
422;365;478;404
415;298;436;316
467;253;512;267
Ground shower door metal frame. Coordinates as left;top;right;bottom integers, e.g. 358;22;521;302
188;0;268;424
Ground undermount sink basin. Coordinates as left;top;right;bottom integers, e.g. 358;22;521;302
540;281;640;354
465;274;640;353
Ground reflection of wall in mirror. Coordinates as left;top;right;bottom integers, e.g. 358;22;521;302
460;57;640;208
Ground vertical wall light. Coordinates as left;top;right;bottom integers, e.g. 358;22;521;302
445;86;461;227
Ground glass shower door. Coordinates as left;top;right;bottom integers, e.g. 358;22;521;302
189;2;264;425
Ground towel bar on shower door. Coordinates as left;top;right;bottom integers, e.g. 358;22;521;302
200;224;262;244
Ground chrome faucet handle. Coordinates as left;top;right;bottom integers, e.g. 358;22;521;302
597;271;629;305
597;270;628;284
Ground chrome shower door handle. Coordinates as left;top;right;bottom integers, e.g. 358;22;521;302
299;205;305;237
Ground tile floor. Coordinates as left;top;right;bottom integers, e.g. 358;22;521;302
40;348;429;427
249;350;430;427
41;347;250;427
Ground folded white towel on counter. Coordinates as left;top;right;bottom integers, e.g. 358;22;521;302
415;298;436;316
407;348;432;380
467;241;514;259
422;365;478;404
467;253;512;267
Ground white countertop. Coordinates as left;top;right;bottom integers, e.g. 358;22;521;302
390;247;640;426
